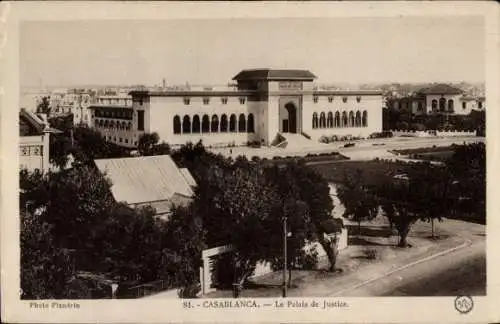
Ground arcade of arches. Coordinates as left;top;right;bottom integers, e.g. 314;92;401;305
173;113;255;134
312;110;368;129
431;99;455;113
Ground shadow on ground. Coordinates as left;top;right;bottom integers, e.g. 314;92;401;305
348;236;394;246
346;225;391;238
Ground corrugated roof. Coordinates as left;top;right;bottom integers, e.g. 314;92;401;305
233;69;317;81
179;168;197;187
94;155;194;206
417;84;464;95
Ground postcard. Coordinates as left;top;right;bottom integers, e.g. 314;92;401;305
1;1;499;323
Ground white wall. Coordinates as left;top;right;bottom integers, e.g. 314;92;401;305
148;96;260;146
19;134;50;173
304;95;383;139
425;94;462;114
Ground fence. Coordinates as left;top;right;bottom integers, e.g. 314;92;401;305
389;129;476;137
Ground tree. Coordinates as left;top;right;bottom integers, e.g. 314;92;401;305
446;142;486;223
36;96;51;115
71;126;130;163
194;163;280;287
20;166;116;265
49;133;73;169
20;167;182;295
284;160;340;271
263;163;315;286
336;169;378;235
21;210;74;299
377;182;419;247
406;164;453;239
137;132;171;156
162;205;206;298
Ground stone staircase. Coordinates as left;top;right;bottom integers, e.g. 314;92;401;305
272;133;327;150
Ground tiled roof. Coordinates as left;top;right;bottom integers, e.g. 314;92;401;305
233;69;317;81
417;84;464;95
20;108;45;133
94;155;194;207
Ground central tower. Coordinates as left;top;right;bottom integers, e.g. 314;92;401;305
232;69;316;145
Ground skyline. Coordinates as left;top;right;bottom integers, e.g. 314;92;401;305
20;16;485;88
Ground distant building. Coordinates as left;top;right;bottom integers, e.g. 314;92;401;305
19;108;60;173
390;83;486;116
90;69;384;148
94;94;133;107
94;155;196;220
88;105;137;148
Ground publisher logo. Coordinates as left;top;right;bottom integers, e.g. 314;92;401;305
454;295;473;314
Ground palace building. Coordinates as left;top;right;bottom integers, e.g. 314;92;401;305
390;83;486;116
89;69;384;148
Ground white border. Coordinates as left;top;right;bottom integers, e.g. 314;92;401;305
1;1;499;323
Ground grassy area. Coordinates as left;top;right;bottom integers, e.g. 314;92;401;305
310;160;418;186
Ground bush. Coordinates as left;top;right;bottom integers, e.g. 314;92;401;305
297;245;319;270
319;136;330;144
363;249;378;260
177;284;201;299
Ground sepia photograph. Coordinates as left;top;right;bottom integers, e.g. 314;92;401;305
1;1;499;323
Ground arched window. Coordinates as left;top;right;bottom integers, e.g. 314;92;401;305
342;112;348;127
201;115;210;133
327;112;334;128
110;120;115;128
121;121;126;129
192;115;200;133
447;99;454;113
230;114;237;132
439;98;446;112
127;122;132;130
220;114;228;132
355;111;362;127
349;111;355;127
319;112;326;128
238;114;246;132
334;112;340;128
432;99;438;111
211;115;219;133
362;111;368;127
247;113;255;133
104;120;109;128
312;113;318;129
182;115;191;134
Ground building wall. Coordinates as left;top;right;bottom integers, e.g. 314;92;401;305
148;95;261;146
425;94;462;114
304;94;383;139
19;134;50;173
90;106;141;148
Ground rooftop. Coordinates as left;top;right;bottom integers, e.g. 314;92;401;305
94;155;195;214
417;84;464;95
232;69;317;81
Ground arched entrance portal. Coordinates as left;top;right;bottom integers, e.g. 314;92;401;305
281;102;298;133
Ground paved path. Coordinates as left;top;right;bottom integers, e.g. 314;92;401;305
329;219;486;297
335;240;485;297
210;136;485;160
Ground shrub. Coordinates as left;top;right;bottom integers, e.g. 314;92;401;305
319;136;330;144
363;249;378;260
297;245;319;270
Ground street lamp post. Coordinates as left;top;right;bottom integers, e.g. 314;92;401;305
282;215;287;298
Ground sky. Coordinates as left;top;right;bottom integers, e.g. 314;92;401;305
20;16;485;88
